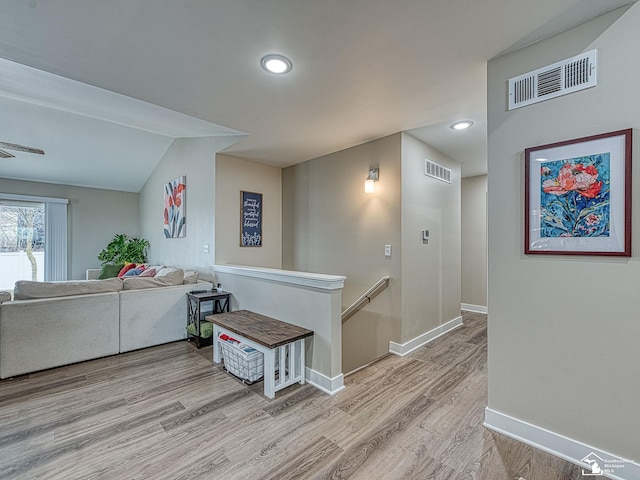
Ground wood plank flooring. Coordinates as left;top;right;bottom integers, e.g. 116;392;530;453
0;312;583;479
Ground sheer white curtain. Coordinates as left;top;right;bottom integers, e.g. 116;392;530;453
0;193;68;281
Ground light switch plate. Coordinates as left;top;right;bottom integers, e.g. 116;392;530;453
385;245;392;257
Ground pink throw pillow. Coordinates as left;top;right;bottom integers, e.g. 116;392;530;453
138;268;156;277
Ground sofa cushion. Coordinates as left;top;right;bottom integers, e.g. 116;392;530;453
13;278;124;300
155;267;177;277
0;291;11;304
98;263;124;279
122;269;184;290
156;268;184;284
183;270;199;284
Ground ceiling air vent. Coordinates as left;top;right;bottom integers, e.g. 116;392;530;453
508;49;597;110
425;159;451;183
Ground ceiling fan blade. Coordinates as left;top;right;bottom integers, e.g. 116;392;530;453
0;149;15;158
0;141;45;155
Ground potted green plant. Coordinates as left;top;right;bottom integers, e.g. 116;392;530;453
97;234;150;278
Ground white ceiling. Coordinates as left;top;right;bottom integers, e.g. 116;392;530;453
0;0;635;191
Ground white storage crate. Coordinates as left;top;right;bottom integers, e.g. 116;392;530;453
218;337;264;383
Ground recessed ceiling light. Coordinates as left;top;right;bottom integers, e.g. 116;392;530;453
261;54;292;74
450;120;474;130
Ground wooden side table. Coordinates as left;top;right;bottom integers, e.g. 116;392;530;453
186;291;230;348
207;310;313;398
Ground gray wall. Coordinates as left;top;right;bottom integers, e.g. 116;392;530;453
401;133;461;342
139;136;241;281
487;5;639;461
461;175;487;310
283;133;462;373
215;153;282;268
0;177;139;280
283;134;403;374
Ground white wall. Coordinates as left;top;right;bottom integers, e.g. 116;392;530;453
139;136;242;280
487;5;639;464
461;175;487;311
213;265;344;386
401;133;461;342
0;178;139;280
215;154;282;268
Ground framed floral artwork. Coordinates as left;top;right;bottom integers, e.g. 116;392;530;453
164;176;186;238
525;129;632;256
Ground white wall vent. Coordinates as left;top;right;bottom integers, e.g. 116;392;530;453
424;159;451;183
508;49;597;110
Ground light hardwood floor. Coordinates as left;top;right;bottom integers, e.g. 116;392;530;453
0;312;583;479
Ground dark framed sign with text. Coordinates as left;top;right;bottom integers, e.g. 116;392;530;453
240;191;262;247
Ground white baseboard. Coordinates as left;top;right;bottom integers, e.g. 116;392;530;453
305;367;345;396
461;303;488;314
484;408;639;480
388;316;463;356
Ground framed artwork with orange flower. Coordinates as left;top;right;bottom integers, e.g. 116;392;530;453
164;176;186;238
525;129;631;256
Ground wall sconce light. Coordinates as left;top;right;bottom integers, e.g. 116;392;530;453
365;168;379;193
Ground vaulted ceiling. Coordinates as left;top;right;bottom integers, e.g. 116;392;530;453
0;1;635;192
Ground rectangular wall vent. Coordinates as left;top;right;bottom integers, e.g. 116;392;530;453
508;49;597;110
424;159;451;183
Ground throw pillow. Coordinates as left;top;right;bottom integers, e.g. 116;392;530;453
138;267;156;277
122;270;183;290
98;263;124;280
155;267;177;277
117;263;137;277
183;270;199;284
123;266;145;277
155;268;184;285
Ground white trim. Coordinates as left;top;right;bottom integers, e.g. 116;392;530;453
305;367;345;395
484;408;640;480
213;264;346;291
389;316;463;356
0;193;68;204
461;303;488;314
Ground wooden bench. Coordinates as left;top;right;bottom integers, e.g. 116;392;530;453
205;310;313;398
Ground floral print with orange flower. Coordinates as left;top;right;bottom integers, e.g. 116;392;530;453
164;176;186;238
539;154;610;238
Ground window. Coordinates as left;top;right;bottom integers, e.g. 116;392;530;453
0;193;68;289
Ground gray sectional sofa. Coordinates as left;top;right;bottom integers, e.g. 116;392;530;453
0;268;212;379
